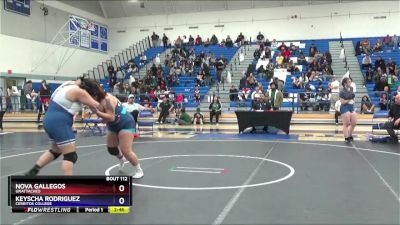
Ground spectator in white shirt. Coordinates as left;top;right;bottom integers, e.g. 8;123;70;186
122;94;148;123
361;54;372;70
329;75;340;110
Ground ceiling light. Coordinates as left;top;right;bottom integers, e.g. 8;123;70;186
129;0;139;3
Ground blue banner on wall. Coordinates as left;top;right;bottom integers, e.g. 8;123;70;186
90;24;99;50
4;0;31;16
69;15;107;52
100;26;108;52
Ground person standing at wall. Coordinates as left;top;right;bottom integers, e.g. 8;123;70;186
151;32;159;47
24;80;33;110
162;33;169;48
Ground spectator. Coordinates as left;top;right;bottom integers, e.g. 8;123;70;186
37;80;51;122
299;87;314;111
140;53;147;66
334;99;341;125
309;43;318;57
380;93;389;110
361;54;373;70
268;82;283;110
192;108;204;125
365;67;374;84
156;97;174;124
361;96;375;114
360;38;371;54
204;38;211;47
23;80;33;110
107;64;115;75
384;34;393;47
276;53;284;66
236;32;245;46
209;96;221;125
210;34;218;45
297;51;307;65
188;35;195;46
151;32;159;47
372;39;383;52
176;108;191;125
256;32;264;44
374;56;386;71
386;58;398;76
175;36;183;48
384;94;400;143
195;35;202;46
374;77;388;92
215;57;226;84
162;33;169;48
176;93;184;110
226;35;233;48
229;85;238;101
393;34;398;48
194;87;201;103
116;67;125;84
6;86;13;112
123;94;148;123
292;76;302;89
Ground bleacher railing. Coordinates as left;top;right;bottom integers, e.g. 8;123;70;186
84;36;152;81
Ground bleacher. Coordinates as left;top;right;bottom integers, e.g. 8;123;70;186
99;46;167;92
231;39;332;110
159;45;239;108
353;37;399;115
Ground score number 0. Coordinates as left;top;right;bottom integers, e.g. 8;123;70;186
118;184;126;205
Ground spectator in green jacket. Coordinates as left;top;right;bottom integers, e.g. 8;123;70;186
176;108;192;125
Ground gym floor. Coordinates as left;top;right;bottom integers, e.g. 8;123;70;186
1;131;399;225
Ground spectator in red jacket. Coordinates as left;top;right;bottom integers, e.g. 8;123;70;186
195;35;202;46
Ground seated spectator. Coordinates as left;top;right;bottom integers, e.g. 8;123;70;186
192;108;204;125
360;96;375;114
360;38;371;54
384;95;400;143
297;51;307;65
292;76;302;89
386;58;398;76
209;96;222;125
287;60;298;74
253;49;261;60
380;93;389;110
372;39;383;52
374;77;389;92
365;68;374;84
374;56;386;71
229;85;238;101
309;43;318;57
299;88;315;111
140;53;147;66
176;108;191;125
247;73;257;89
289;43;298;55
276;53;284;66
142;97;156;113
361;54;373;70
196;71;205;86
251;86;262;100
123;94;149;123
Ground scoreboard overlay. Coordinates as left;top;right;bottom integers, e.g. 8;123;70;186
8;176;131;213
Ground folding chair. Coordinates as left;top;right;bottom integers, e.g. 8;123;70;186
82;113;105;135
137;110;154;135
